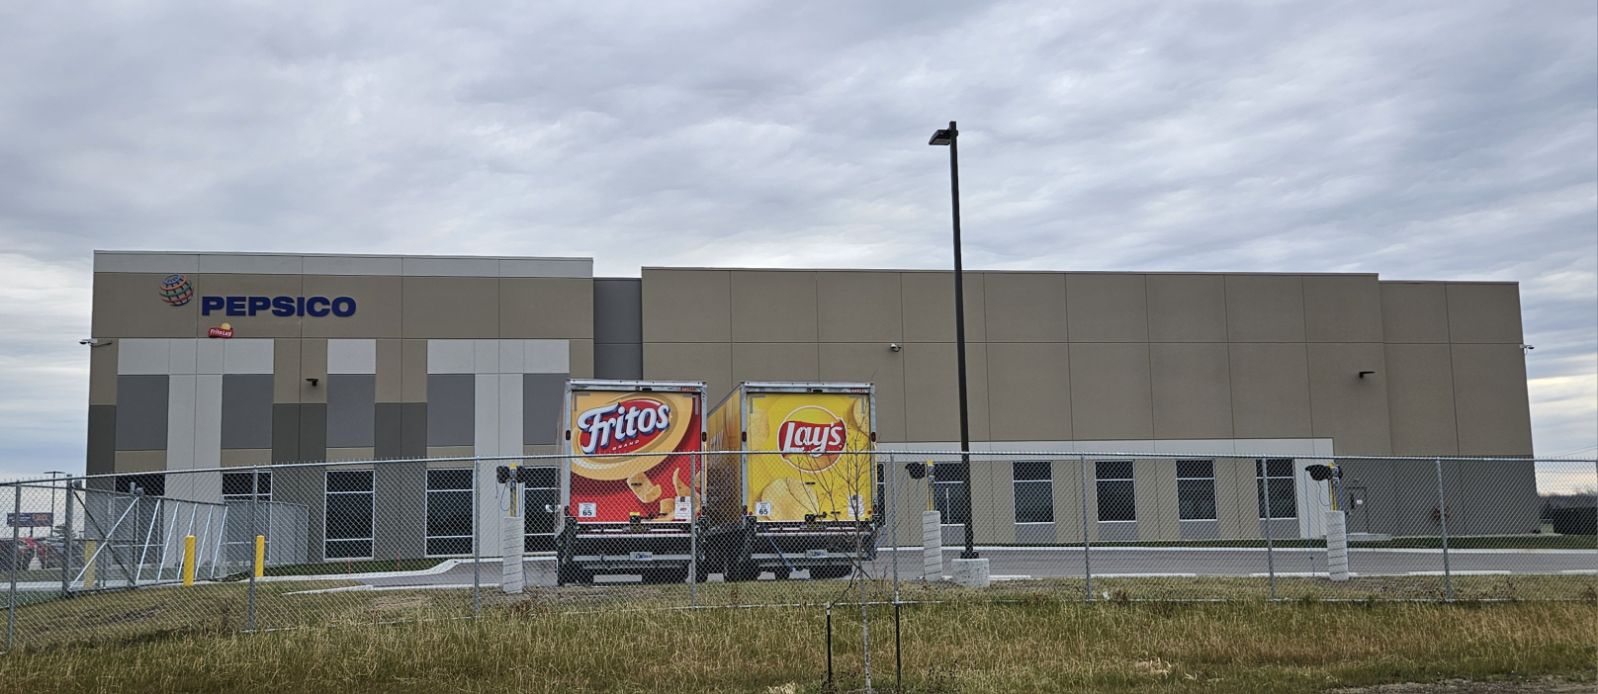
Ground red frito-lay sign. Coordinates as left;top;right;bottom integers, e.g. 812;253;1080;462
207;323;234;338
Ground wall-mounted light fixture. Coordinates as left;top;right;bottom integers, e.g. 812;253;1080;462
305;377;320;387
888;343;902;352
1357;370;1376;379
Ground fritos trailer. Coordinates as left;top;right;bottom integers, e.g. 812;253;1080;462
704;382;879;580
556;379;708;585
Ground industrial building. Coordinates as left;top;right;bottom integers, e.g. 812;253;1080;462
84;251;1537;560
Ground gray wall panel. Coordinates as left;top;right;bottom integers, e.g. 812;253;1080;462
1098;522;1138;542
114;375;168;451
1179;520;1220;540
221;374;274;449
298;403;328;463
375;403;404;459
327;374;376;448
593;278;643;344
427;374;475;446
272;404;301;463
1014;524;1057;545
523;373;568;445
375;463;426;558
399;403;427;458
594;343;643;380
87;405;116;476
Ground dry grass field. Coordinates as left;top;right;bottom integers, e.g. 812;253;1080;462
1;577;1594;693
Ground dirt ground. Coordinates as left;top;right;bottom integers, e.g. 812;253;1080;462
1330;679;1595;693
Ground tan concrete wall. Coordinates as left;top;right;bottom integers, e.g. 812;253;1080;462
638;269;1532;457
89;261;1533;480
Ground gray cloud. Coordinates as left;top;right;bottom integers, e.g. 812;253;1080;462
0;1;1592;479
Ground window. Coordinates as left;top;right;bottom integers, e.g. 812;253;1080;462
933;463;969;526
1256;459;1297;519
523;467;559;553
1095;461;1136;522
222;471;272;502
875;463;886;518
1012;461;1053;524
426;469;475;556
1175;460;1216;521
325;470;374;559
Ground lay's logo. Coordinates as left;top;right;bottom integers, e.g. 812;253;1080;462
778;419;846;457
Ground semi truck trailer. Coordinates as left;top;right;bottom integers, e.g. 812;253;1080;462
555;379;708;585
703;382;879;581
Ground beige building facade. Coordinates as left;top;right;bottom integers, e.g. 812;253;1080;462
86;252;1537;560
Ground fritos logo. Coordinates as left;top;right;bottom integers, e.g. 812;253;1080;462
577;398;672;456
777;406;848;472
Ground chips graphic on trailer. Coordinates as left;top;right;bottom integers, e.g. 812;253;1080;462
703;382;876;524
560;380;706;524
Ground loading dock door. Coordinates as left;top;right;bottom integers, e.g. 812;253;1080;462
1346;486;1370;534
522;467;559;552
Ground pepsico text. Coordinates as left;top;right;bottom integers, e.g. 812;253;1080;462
199;295;357;317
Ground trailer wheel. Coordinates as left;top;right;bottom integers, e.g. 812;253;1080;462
773;568;791;580
725;558;758;582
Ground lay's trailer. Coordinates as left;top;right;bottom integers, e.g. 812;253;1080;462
556;379;708;585
704;382;879;581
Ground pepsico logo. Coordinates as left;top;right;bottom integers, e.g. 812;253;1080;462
159;274;194;306
777;406;848;472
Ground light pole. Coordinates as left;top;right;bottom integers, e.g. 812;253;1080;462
928;121;978;560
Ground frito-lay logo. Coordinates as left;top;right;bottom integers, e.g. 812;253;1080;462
577;399;672;456
207;323;234;339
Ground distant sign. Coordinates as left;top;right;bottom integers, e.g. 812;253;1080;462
6;512;52;528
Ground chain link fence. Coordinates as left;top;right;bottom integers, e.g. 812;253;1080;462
4;452;1595;652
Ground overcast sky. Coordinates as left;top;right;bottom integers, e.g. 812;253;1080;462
0;2;1593;487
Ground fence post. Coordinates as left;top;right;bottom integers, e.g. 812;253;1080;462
1079;454;1092;602
689;450;699;608
62;481;74;598
889;453;899;599
471;468;481;618
7;483;20;651
1259;460;1276;600
247;467;259;632
1433;457;1453;602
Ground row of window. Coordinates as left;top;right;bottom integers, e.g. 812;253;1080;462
219;468;559;560
209;459;1300;558
934;459;1299;525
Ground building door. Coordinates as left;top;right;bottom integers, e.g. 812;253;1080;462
1346;486;1370;534
522;467;559;553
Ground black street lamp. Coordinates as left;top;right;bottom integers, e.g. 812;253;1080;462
929;121;978;560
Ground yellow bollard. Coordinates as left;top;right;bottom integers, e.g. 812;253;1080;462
83;540;97;589
182;534;196;586
253;535;265;579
